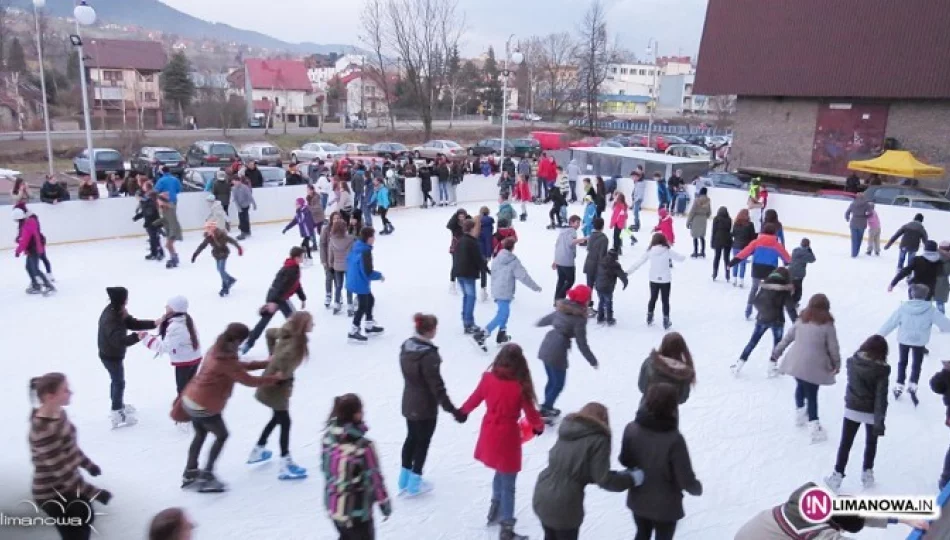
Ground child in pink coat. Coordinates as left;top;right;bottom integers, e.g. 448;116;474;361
654;207;675;245
610;193;629;254
866;202;882;256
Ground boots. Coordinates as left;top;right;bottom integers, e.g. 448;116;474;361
496;330;511;344
486;499;501;526
809;420;827;443
646;312;654;326
398;468;411;493
795;407;808;427
499;519;527;540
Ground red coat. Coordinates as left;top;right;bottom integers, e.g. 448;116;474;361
460;369;543;474
15;216;45;257
513;181;532;202
492;228;519;257
610;202;628;230
538;158;557;183
654;208;675;245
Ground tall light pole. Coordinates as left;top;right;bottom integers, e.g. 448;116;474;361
645;38;659;149
32;0;54;175
71;1;96;180
499;34;523;164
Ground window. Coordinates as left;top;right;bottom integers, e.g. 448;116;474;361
639;69;646;76
611;67;617;74
140;92;157;102
618;89;625;95
138;73;154;83
620;68;628;75
101;70;123;86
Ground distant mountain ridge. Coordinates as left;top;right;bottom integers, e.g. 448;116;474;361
9;0;359;55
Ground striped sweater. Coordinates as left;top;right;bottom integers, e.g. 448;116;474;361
29;410;100;503
321;421;391;526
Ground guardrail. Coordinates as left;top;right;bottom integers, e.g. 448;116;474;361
568;119;733;136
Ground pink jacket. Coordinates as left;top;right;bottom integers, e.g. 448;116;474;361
867;208;881;230
654;208;675;245
610;202;628;229
16;216;45;257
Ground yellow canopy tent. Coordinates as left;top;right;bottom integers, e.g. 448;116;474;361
847;150;945;179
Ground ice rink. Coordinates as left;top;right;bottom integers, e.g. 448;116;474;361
1;201;945;539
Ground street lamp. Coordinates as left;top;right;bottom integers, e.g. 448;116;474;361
499;34;523;164
32;0;54;175
645;38;659;149
71;0;96;180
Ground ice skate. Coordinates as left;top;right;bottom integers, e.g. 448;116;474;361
449;282;458;295
218;288;229;298
196;471;227;493
41;284;56;296
472;329;488;352
110;409;137;429
739;279;745;288
861;469;875;489
519;213;527;222
647;312;654;327
346;303;355;317
731;359;746;376
732;276;738;287
825;471;843;492
663;317;672;330
496;330;511;344
348;326;368;343
181;469;200;490
332;303;342;315
908;383;919;406
480;288;489;302
26;285;42;295
166;256;179;269
404;472;433;497
324;294;331;309
486;499;501;526
809;421;827;443
364;320;384;337
46;273;55;282
398;468;411;493
893;383;904;400
607;318;617;327
795;407;808;427
546;223;556;230
247;445;273;464
278;456;307;480
464;325;482;335
767;361;780;378
499;519;528;540
236;233;247;241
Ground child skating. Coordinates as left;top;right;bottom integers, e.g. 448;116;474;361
370;177;394;234
282;198;317;265
192;222;243;297
788;238;816;307
474;237;542;350
139;295;202;396
513;174;532;222
731;267;798;377
627;233;685;330
346;227;385;343
595;248;628;326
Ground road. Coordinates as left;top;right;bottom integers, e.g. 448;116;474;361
0;119;563;143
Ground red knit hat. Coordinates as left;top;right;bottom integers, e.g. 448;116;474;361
566;284;592;306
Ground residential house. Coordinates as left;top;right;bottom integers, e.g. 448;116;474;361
84;39;167;129
694;0;950;182
339;71;391;118
603;63;660;98
243;58;321;127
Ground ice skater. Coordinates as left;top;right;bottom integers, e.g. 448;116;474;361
242;247;307;354
282;198;318;264
728;223;791;320
594;248;628;325
327;218;356;316
191;222;243;297
139;295;202;396
627;233;686;330
232;176;256;240
474;237;542;349
731;267;798;377
346;227;385;343
13;207;55;295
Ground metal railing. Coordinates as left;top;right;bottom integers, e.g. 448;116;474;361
569;118;733;136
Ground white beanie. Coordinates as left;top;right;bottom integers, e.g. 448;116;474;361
167;295;189;313
11;207;26;221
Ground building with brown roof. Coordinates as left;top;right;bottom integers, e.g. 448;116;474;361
694;0;950;184
242;58;321;127
85;39;168;129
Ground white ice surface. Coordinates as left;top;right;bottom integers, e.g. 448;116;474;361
0;202;944;540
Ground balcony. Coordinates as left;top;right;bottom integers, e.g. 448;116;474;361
94;86;124;101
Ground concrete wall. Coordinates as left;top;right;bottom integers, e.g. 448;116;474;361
731;97;819;172
885;101;950;187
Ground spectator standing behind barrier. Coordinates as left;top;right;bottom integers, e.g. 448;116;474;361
78;176;100;201
40;174;69;204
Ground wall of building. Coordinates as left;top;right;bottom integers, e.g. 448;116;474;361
885;101;950;186
88;68;161;109
250;89;313;114
731;97;819;172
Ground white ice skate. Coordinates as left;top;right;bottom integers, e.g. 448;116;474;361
247;445;273;464
809;421;827;444
893;383;904;400
825;471;843;492
861;469;875;489
278;456;307;480
795;407;807;427
767;361;780;378
364;320;384;337
110;410;137;429
730;359;746;376
480;288;489;302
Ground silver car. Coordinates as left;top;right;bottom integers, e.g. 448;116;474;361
253;166;286;188
238;143;283;167
665;144;712;159
412;140;464;160
181;167;220;191
291;142;346;163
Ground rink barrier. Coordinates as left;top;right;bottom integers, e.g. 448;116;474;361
3;177;949;250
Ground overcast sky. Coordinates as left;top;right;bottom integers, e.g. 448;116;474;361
161;0;709;60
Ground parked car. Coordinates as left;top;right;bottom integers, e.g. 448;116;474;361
181;167;220;191
708;135;732;148
654;135;687;152
413;140;465;160
511;138;541;159
507;110;541;122
185;141;239;168
340;143;374;157
130;147;185;178
530;131;569;151
598;140;624;148
371;142;410;160
238;143;283;167
666;144;712;159
694;171;749;190
291;142;346;163
73;148;125;179
568;137;603;148
468;138;514;157
893;195;950;211
862;185;948;205
625;134;650;147
684;134;712;148
254;166;287;188
815;189;857;201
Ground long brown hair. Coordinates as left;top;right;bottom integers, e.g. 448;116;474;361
491;343;537;404
575;402;610;431
148;507;188;540
649;232;670;249
331;219;347;238
734;208;750;226
614;193;627;207
161;313;199;351
657;332;697;385
327;393;363;426
857;334;888;362
30;372;66;402
799;293;834;325
213;323;250;358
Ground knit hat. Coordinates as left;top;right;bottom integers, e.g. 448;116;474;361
567;284;592;306
296;197;306;206
910;284;931;300
925;240;938;253
166;295;188;314
106;287;128;307
215;170;227;181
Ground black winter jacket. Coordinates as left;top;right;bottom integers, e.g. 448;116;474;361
595;252;628;293
710;215;733;250
452;234;487;279
886;221;928;252
245;167;264;188
132;197;162;230
891;252;942;297
212;179;232;206
583;231;609;276
399;337;456;420
265;260;306;303
931;367;950;419
731;221;757;251
97;305;156;360
844;352;890;435
753;274;798;325
446;215;464;239
40;181;68;203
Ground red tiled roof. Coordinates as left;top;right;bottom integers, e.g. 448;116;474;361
86;39;167;71
340;71;362;86
245;58;312;92
694;0;950;99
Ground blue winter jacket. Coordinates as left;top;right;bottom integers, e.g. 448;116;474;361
154;174;182;204
582;202;597;237
371;185;391;210
656;180;669;203
478;215;495;259
879;299;950;347
346;240;382;295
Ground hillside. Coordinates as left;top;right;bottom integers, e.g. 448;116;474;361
9;0;359;55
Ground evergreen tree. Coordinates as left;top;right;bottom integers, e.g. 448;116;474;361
160;51;196;121
482;46;503;116
7;37;26;74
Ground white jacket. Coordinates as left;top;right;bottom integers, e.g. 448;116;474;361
626;246;685;284
315;175;333;195
143;314;201;367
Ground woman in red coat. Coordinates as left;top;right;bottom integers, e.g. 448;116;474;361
610;193;630;254
459;343;544;540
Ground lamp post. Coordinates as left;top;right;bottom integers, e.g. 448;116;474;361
499;34;523;164
32;0;54;175
645;38;659;149
71;1;96;180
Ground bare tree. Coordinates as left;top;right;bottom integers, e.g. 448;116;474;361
360;0;397;130
575;0;615;134
0;0;9;70
527;32;581;119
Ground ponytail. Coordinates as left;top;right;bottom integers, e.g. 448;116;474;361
185;314;200;351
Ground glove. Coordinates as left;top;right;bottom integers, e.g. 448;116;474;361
627;467;645;487
622;282;628;290
452;410;468;424
533;426;544;437
191;256;197;264
873;421;885;437
95;489;112;505
238;248;244;256
86;463;101;476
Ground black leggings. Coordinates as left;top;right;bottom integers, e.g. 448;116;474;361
379;208;391;227
897;344;926;385
300;236;313;259
402;418;437;474
335;520;374;540
325;265;334;295
422;190;435;206
187;413;229;472
258;409;291;457
554;265;576;302
613;227;623;252
712;246;730;278
42;495;94;540
40;253;52;274
834;418;878;474
354;293;375;327
648;282;671;317
633;515;677;540
549;202;565;224
692;237;706;255
175;364;199;395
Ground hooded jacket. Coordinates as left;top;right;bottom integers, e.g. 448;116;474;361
244;166;264;188
532;414;633;530
345;239;382;295
610;201;629;230
306;193;327;224
890;250;943;294
536;300;598;370
584;230;609;276
844;196;872;229
787;246;816;280
732;233;792;279
654;208;675;244
212;177;232;206
490;249;541;301
492;227;518;257
637;351;695;406
182;344;271;415
97;304;156;360
400;336;456;420
686;195;712;238
844;352;890;434
773;320;841;386
710;212;733;250
627;245;686;284
595;251;628;293
497;201;516;224
142;313;201;367
879;298;950;347
327;233;356;273
207;200;228;230
255;324;308;411
453;233;488;279
40;180;68;203
283;204;317;238
731;220;757;251
885;220;928;252
133;194;162;230
753;272;798;325
478;215;496;259
266;258;305;303
15;215;44;257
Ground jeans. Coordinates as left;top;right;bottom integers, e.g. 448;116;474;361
238;207;250;235
247;300;294;349
492;472;518;522
353;293;375;327
186;413;228;472
537;178;548;200
100;357;125;411
40;253;52;274
632;198;642;230
633;515;677;540
257;409;291;457
438;180;449;202
147;227;162;256
740;323;785;360
648;282;671;318
175;364;198;395
554;265;576;303
402;418;437;474
597;290;614;321
938;301;946;315
850;227;865;257
897;343;926;385
568;180;577;202
458;277;477;327
333;271;353;305
335;520;375;540
485;299;512;334
543;526;580;540
898;248;917;271
216;258;234;289
834;418;878;474
731;248;748;279
26;253;52;288
320;192;329;210
542;363;567;410
795;378;820;421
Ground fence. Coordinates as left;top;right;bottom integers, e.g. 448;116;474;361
568;119;733;136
